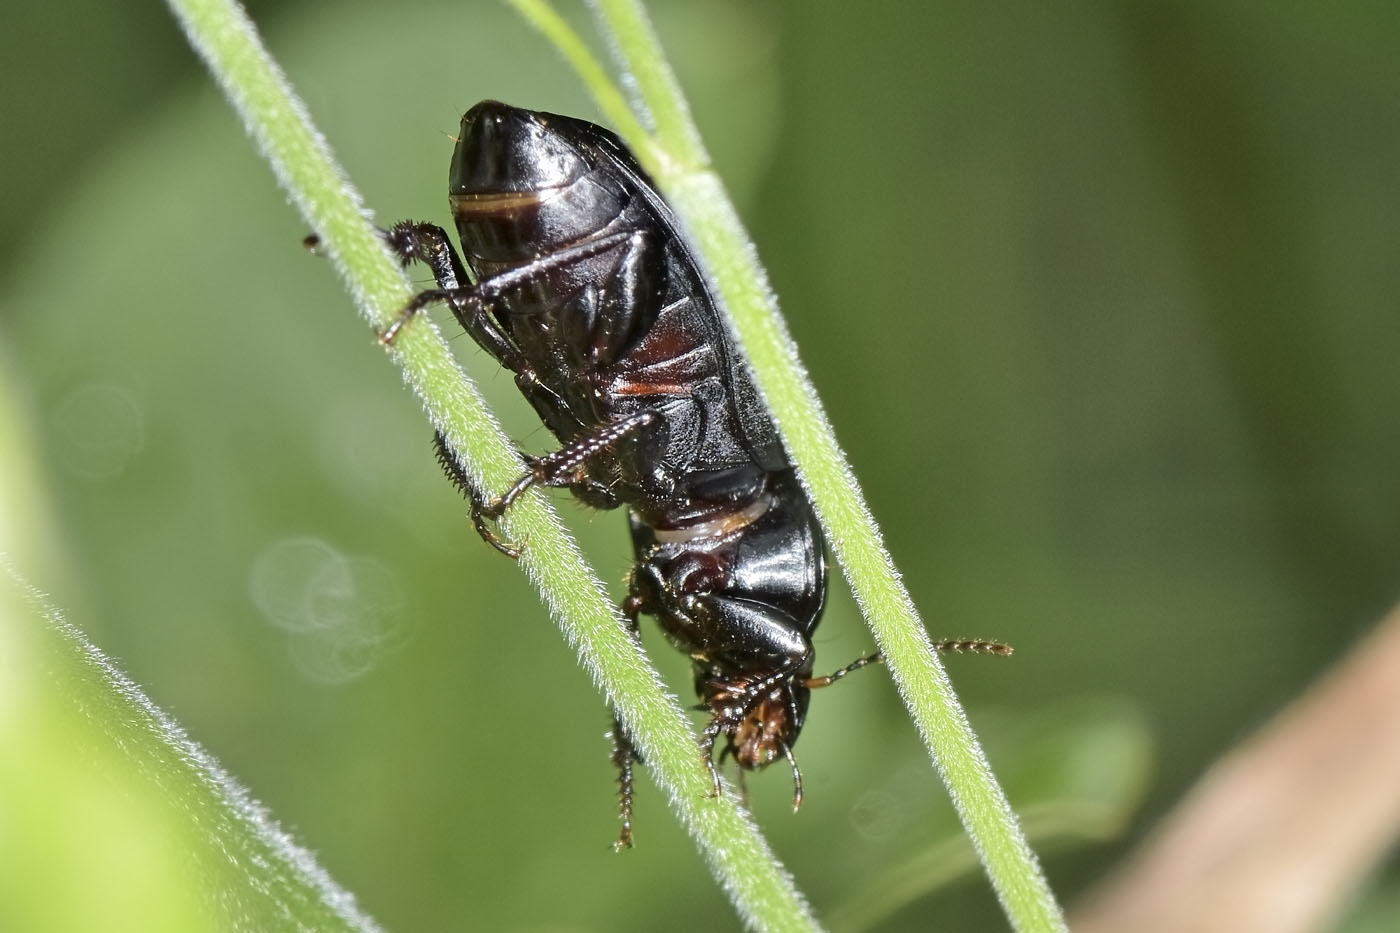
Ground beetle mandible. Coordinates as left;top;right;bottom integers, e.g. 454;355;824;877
381;101;1008;847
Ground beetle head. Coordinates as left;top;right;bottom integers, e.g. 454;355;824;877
703;677;812;771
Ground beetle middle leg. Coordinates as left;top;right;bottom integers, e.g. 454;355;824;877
434;410;658;557
431;429;586;558
432;431;524;558
468;410;658;549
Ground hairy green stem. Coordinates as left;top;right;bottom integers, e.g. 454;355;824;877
2;564;380;930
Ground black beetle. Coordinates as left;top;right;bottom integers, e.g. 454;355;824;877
382;101;1008;846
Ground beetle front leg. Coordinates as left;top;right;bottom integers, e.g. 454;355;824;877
384;220;469;291
377;221;526;371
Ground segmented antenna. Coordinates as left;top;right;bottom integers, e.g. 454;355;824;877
806;640;1012;690
932;640;1014;656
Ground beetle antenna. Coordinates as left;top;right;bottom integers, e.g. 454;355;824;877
807;640;1010;690
805;652;883;688
932;639;1013;656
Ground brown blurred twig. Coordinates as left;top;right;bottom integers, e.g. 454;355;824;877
1072;603;1400;932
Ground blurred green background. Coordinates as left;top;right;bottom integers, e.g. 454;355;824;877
2;0;1398;930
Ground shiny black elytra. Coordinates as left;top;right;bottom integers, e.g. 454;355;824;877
381;101;1009;847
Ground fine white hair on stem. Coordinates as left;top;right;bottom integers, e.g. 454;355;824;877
7;563;381;931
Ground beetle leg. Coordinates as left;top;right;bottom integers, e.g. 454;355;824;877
471;410;658;544
379;282;527;376
383;221;470;290
610;712;637;851
435;411;656;557
610;599;645;850
304;224;469;295
431;431;521;559
376;221;529;369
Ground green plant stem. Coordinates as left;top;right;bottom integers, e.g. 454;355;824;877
2;564;379;930
529;1;1064;929
166;0;821;930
